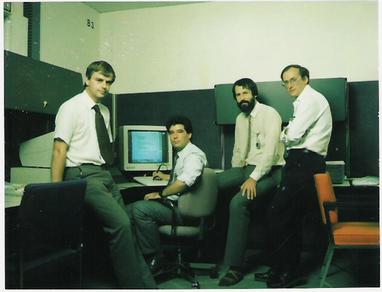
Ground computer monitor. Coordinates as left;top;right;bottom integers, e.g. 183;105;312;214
119;125;173;172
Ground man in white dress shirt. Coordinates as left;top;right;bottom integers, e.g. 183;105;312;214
261;65;332;288
217;78;285;286
52;61;155;288
129;116;207;276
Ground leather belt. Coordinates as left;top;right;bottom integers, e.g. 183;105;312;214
286;148;323;159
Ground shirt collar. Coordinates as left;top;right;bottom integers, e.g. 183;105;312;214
176;142;193;159
81;89;98;109
249;99;261;118
294;84;312;105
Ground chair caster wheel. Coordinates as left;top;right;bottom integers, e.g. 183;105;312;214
191;281;200;289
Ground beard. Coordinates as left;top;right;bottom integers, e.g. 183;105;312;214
237;99;255;115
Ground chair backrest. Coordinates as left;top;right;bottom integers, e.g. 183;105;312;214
19;180;87;251
314;172;338;225
177;168;218;218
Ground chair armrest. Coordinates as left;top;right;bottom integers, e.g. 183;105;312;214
324;201;377;211
323;201;378;225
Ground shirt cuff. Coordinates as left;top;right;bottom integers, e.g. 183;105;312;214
176;174;193;187
249;170;261;182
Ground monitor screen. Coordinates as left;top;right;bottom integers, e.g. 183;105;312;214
119;125;173;172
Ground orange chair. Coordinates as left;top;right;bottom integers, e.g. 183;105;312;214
314;173;379;288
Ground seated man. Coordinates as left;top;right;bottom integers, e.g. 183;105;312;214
129;115;207;275
217;78;285;286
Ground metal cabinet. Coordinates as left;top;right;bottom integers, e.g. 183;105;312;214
4;50;83;114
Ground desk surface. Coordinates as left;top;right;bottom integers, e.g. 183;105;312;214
4;180;149;209
5;177;378;209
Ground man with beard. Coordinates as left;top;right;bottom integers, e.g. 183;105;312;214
217;78;285;286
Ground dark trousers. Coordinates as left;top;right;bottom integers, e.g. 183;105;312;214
64;165;156;288
266;150;325;272
218;165;282;267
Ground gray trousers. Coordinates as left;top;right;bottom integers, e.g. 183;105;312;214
217;165;282;267
127;199;184;256
64;165;156;288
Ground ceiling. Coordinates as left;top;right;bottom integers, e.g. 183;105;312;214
84;2;199;13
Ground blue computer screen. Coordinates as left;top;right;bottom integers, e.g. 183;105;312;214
128;130;168;163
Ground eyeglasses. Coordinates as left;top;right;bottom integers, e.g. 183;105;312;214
282;77;300;87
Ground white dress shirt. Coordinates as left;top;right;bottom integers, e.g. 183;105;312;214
54;90;113;167
167;142;207;201
232;101;285;181
280;84;332;156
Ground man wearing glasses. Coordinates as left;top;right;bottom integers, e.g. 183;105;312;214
257;65;332;288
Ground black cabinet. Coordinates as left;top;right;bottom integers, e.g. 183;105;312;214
4;50;83;114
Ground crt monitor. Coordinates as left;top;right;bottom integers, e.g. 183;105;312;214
119;125;173;172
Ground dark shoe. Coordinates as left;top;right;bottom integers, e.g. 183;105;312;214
148;255;165;277
218;269;244;286
266;270;306;288
254;268;277;282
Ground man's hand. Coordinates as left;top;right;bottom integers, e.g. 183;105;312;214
144;192;161;200
241;178;257;200
152;171;170;181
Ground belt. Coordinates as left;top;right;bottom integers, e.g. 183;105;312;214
286;148;323;158
76;163;109;169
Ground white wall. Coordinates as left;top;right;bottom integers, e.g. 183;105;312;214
40;2;100;76
4;2;28;56
99;1;378;94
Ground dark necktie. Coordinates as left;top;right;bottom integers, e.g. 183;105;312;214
244;116;252;160
168;154;179;185
93;105;113;165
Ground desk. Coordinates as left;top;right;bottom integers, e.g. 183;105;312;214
4;180;152;209
5;183;25;209
332;179;379;222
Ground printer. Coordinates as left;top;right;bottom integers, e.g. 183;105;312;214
10;131;54;184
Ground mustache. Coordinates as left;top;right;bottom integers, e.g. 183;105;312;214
239;100;250;106
237;99;255;114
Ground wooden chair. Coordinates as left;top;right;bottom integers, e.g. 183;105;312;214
313;173;379;287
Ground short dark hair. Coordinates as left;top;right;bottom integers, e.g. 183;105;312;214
232;78;258;100
280;64;310;83
166;116;193;134
85;61;116;84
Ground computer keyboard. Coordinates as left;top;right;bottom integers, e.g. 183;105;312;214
133;176;168;186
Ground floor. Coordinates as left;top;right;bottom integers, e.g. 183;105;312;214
82;248;380;289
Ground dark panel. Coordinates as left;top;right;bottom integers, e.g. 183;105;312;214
221;122;347;170
4;109;55;181
116;89;221;168
4;50;83;114
326;122;348;168
348;81;379;177
215;78;348;124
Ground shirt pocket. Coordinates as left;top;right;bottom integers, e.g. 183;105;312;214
254;131;263;150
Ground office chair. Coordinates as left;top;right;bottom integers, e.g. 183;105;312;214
17;179;87;288
158;168;219;288
314;173;379;288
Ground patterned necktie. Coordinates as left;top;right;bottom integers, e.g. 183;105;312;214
93;105;113;165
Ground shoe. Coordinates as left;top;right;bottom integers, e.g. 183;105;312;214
266;270;306;288
218;269;244;286
148;255;165;277
254;268;277;282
